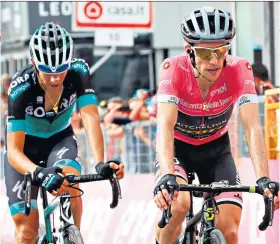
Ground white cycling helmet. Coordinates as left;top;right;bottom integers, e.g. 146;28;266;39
29;22;73;73
181;7;236;44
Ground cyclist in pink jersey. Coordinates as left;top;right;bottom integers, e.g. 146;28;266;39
153;7;280;244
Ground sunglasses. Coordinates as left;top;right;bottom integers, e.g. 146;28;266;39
191;45;230;60
37;63;70;74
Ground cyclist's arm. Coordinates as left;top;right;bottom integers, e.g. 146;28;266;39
7;131;37;174
239;103;269;178
80;105;104;163
236;59;269;178
73;59;104;163
6;75;37;174
156;58;180;175
156;102;178;174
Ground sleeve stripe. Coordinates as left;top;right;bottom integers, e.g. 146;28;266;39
236;94;258;108
157;94;179;105
7;120;26;132
77;94;98;110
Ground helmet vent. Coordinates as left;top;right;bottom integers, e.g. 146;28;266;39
187;19;195;32
43;53;48;65
35;50;41;62
66;47;70;60
42;40;47;49
49;31;54;38
51;55;56;67
220;16;226;30
208;16;215;33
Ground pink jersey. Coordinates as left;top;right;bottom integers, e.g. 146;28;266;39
157;54;258;145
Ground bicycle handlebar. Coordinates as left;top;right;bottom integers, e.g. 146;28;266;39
22;172;32;216
65;173;122;209
23;171;122;216
158;182;279;231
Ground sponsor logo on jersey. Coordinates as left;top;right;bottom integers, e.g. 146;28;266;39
26;106;46;117
70;59;89;75
176;119;227;131
210;83;227;96
178;64;189;72
234;194;243;201
159;79;172;86
180;96;232;110
168;96;178;105
12;72;19;79
246;62;252;70
158;94;179;105
8;73;31;95
245;79;255;87
69;94;77;104
37;96;43;104
163;62;170;69
237;94;258;107
85;88;95;93
238;96;250;106
9;82;31;100
175;104;234;139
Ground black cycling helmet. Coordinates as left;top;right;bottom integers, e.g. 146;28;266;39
29;22;73;70
181;7;236;44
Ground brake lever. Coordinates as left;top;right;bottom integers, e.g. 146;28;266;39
259;182;277;230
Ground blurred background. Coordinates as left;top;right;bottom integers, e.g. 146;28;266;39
0;1;280;243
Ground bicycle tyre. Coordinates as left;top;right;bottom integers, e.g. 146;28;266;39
64;225;84;244
209;229;226;244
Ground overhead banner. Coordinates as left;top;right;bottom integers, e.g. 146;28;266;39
72;2;152;31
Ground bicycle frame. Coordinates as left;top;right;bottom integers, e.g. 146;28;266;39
37;188;72;244
22;171;121;244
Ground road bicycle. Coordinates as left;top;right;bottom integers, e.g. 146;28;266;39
23;170;122;243
158;172;279;244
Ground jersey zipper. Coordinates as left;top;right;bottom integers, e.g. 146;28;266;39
196;82;211;140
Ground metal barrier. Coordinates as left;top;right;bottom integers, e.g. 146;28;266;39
75;121;157;175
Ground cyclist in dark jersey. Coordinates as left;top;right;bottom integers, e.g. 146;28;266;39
153;7;280;244
5;22;124;243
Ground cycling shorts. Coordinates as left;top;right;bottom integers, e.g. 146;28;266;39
155;133;243;209
4;126;82;216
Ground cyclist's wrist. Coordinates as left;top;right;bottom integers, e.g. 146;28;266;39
28;165;39;176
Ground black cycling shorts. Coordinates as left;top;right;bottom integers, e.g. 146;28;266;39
155;133;243;208
4;126;82;216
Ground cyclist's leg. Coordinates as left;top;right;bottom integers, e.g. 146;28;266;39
154;153;191;243
212;152;242;244
4;150;40;244
47;134;82;229
195;135;242;244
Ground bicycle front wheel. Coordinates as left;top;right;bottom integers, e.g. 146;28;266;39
64;225;84;244
209;229;226;244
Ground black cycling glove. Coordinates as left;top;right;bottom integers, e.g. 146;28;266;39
95;160;120;178
154;174;179;197
257;176;278;195
33;166;64;193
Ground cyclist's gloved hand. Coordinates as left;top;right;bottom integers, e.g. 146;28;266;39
95;160;120;178
33;166;64;193
257;177;271;194
154;174;179;209
256;176;279;198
